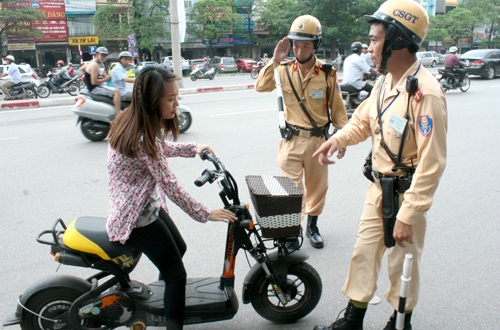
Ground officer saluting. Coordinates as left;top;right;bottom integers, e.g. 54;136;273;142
255;15;347;249
313;0;447;329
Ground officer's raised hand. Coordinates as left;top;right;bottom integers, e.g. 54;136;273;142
273;37;291;63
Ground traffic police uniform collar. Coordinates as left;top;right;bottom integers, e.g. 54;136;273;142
381;59;421;99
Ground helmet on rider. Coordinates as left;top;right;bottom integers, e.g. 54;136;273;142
57;60;64;66
288;15;322;51
351;42;363;54
95;47;109;55
263;53;268;57
119;51;133;59
5;55;15;62
364;0;429;72
449;46;458;53
362;44;368;49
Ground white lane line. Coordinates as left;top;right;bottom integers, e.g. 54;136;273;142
0;137;18;141
210;108;276;117
0;105;71;114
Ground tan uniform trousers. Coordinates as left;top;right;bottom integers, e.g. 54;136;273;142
1;80;16;98
342;182;427;311
277;135;328;217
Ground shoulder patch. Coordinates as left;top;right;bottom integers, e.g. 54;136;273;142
419;115;433;137
414;86;423;103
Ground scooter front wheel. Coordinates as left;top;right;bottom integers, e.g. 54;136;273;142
37;85;50;98
460;75;470;92
20;287;100;330
251;69;259;79
80;118;110;141
67;83;80;96
250;262;322;324
178;111;192;133
190;75;197;81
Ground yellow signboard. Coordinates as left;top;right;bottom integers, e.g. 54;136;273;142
68;36;99;46
8;43;36;50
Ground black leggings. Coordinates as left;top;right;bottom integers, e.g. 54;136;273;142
127;209;187;330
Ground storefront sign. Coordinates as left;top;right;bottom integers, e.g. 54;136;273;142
65;0;96;14
7;20;35;43
8;43;36;50
68;36;99;46
203;34;234;47
33;20;68;42
33;1;67;20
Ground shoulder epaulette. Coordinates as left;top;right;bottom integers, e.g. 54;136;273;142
319;63;337;77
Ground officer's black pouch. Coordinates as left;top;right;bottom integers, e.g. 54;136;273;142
381;176;398;248
362;150;374;182
280;127;293;141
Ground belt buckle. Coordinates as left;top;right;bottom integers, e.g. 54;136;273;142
299;129;311;138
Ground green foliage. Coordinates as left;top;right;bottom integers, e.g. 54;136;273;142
256;0;301;42
188;0;238;56
0;0;48;38
92;0;169;53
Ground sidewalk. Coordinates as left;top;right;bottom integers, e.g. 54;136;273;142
0;83;257;110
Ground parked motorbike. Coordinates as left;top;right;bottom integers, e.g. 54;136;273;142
3;150;322;330
72;92;192;141
0;81;38;100
190;66;216;81
251;62;265;79
37;72;80;98
437;67;470;93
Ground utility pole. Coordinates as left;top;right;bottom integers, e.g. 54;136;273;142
170;0;183;87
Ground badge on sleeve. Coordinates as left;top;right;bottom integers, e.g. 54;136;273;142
336;83;341;93
419;115;433;137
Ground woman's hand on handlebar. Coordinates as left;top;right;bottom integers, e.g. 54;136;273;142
196;144;215;156
209;208;237;223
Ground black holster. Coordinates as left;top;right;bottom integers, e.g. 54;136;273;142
381;177;398;248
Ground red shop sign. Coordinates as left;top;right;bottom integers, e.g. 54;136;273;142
33;20;68;42
33;1;66;20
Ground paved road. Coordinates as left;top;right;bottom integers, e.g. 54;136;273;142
1;76;499;330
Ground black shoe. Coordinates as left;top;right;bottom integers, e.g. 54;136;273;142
314;301;366;330
306;215;324;248
383;310;412;330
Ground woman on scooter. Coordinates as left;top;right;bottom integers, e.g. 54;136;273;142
106;66;237;330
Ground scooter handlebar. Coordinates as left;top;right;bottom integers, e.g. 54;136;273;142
194;169;212;187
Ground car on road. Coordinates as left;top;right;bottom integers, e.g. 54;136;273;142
159;56;190;73
133;61;158;76
208;57;238;73
0;64;40;87
235;58;258;72
460;49;500;80
417;51;439;67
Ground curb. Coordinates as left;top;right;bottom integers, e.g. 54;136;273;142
1;84;256;110
1;97;78;111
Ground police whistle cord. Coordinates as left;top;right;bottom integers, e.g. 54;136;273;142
274;67;286;129
396;253;413;330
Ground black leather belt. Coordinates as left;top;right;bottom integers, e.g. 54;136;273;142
287;123;326;138
373;172;412;194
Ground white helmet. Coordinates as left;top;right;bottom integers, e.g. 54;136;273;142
449;46;458;53
5;55;15;62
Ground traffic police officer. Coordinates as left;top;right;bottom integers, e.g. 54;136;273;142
313;0;447;329
255;15;347;249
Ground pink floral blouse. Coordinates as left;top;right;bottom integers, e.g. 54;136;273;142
106;137;211;244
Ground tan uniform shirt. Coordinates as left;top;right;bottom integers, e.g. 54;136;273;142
255;57;348;129
334;60;447;226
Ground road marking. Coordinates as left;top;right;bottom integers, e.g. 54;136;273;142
210;108;276;117
0;137;18;141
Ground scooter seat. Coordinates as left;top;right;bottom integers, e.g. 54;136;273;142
81;92;131;109
339;83;360;94
14;81;32;86
63;216;139;260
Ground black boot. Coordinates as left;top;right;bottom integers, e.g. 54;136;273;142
306;215;324;248
314;300;367;330
382;310;412;330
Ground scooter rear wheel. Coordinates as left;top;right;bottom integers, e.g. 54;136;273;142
20;287;100;330
191;75;197;81
250;262;322;324
25;87;38;99
178;111;192;133
251;69;259;79
68;83;80;96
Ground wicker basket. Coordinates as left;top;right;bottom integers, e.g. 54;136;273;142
245;175;303;239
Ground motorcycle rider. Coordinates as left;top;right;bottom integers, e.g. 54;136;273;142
444;46;466;86
255;15;348;249
84;47;121;114
53;60;72;91
343;42;379;95
199;57;209;76
360;44;374;67
111;51;135;116
0;55;22;100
